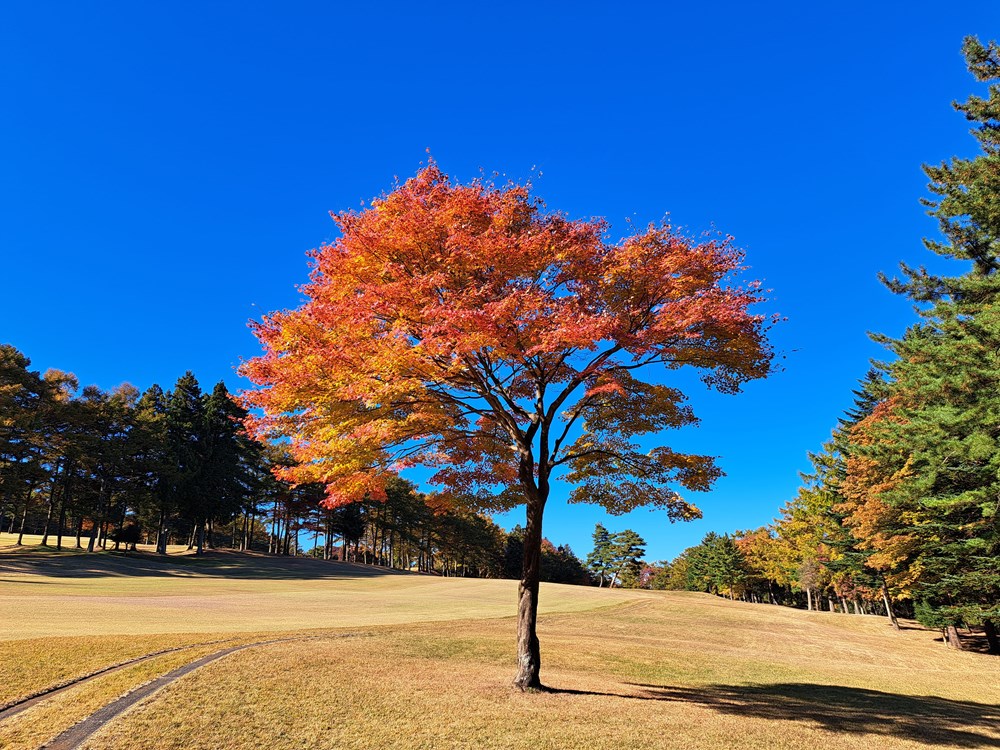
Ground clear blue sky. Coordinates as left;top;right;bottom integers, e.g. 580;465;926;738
2;2;997;561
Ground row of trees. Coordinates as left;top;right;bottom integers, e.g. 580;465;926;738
650;38;1000;654
0;353;266;554
0;352;591;582
300;474;591;583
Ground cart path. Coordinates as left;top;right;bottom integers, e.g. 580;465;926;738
0;639;237;722
38;635;349;750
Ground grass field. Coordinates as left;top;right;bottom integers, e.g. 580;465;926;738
1;537;998;750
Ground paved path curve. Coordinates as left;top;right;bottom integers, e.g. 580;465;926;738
39;636;336;750
0;639;236;722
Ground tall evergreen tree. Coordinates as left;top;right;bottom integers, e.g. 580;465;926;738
166;372;208;553
202;381;259;544
585;524;615;587
135;384;172;553
871;37;1000;650
608;529;647;588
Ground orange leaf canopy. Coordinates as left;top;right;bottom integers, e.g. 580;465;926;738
241;164;773;513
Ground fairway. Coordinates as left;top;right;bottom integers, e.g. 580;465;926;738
1;546;998;750
0;541;645;639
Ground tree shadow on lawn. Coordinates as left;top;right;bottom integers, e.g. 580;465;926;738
550;682;1000;748
0;549;412;581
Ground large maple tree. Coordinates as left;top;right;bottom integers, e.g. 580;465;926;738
241;164;774;688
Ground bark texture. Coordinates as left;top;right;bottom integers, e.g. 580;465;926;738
513;499;544;690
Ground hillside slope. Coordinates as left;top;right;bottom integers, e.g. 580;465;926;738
1;546;997;750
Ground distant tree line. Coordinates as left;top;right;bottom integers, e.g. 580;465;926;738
640;39;1000;656
642;361;997;655
0;349;268;554
0;345;589;582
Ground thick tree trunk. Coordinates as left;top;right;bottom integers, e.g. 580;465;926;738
880;578;900;631
513;498;544;690
983;620;1000;655
806;588;813;611
945;624;965;650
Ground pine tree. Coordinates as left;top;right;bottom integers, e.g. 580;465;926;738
873;37;1000;650
585;524;615;587
135;385;171;552
608;529;646;588
202;381;259;545
166;372;208;553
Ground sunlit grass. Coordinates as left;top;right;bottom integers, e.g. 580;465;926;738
2;544;998;749
77;598;1000;750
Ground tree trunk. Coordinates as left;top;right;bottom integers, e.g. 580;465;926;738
156;505;168;554
16;481;37;545
945;624;965;650
56;491;67;551
983;620;1000;655
513;497;544;690
806;588;813;611
15;497;29;545
880;578;900;631
40;468;61;546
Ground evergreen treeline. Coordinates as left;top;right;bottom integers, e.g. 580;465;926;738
0;352;268;554
0;349;589;581
647;38;1000;655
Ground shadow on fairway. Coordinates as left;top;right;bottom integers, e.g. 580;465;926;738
0;549;413;581
551;682;1000;748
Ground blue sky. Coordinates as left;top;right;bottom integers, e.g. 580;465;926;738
2;2;998;561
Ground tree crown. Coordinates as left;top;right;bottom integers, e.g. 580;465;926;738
241;164;775;514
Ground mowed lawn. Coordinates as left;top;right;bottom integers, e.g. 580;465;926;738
1;539;998;750
0;534;639;639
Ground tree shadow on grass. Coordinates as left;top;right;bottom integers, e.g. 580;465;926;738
551;682;1000;748
0;549;412;581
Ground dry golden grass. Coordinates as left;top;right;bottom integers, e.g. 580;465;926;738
2;544;998;750
0;642;246;750
0;543;646;640
76;597;1000;750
